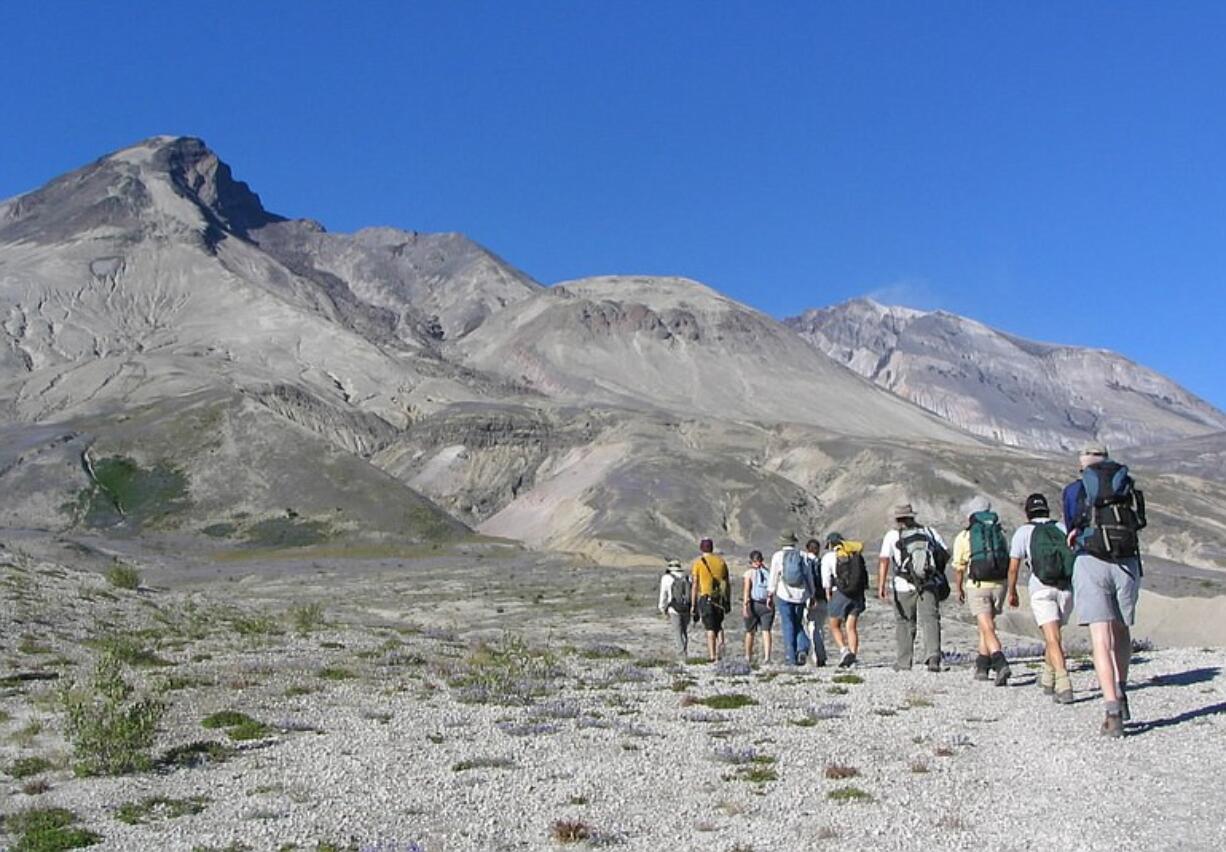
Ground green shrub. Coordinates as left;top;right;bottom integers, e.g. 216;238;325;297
694;694;757;710
104;563;140;591
115;796;209;825
8;756;54;779
60;654;165;776
828;785;874;802
288;602;325;636
6;806;101;851
318;666;356;681
201;711;255;729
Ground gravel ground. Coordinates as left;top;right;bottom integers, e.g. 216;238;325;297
2;547;1225;852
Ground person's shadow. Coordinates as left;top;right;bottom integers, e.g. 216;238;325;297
1128;701;1226;735
1131;667;1220;691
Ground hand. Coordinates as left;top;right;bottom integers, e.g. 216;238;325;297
1067;530;1078;548
1008;589;1019;608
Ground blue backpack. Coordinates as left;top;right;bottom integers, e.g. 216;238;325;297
781;549;807;587
1077;461;1146;560
749;566;770;602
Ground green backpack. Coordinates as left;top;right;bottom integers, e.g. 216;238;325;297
1029;521;1074;589
968;511;1010;582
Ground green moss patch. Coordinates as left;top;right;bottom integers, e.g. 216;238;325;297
70;456;189;530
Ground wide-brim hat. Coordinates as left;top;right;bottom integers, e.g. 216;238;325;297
666;558;682;568
1080;443;1109;458
892;503;916;520
962;495;991;517
777;531;798;546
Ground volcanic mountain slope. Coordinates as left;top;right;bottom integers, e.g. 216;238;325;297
787;298;1226;452
450;276;974;442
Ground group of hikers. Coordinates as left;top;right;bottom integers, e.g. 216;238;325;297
657;444;1147;737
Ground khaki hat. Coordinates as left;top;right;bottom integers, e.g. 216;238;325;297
777;531;798;546
666;558;681;568
962;495;991;517
1080;443;1109;458
892;503;916;520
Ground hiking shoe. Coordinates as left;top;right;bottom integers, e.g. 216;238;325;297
1039;663;1056;694
1119;694;1131;722
990;652;1011;687
1053;673;1073;704
1101;712;1124;738
926;656;942;673
973;654;991;681
843;652;857;669
838;649;853;668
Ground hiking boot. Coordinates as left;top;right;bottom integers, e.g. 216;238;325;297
843;651;857;669
1101;712;1124;738
926;655;942;673
1053;673;1074;704
990;652;1011;687
973;654;991;681
1119;693;1131;723
838;648;853;668
1039;662;1056;695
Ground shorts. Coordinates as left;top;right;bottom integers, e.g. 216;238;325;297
966;581;1006;617
1029;579;1074;627
828;590;866;620
1073;553;1141;626
743;600;774;632
699;597;725;632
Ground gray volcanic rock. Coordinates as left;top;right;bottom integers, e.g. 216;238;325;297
787;298;1226;452
452;276;976;443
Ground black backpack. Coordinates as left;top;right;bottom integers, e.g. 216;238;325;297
895;526;947;587
667;572;692;613
834;542;869;597
1077;461;1146;560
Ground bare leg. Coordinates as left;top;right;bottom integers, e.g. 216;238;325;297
1089;621;1120;703
1112;622;1131;686
762;630;772;663
829;617;847;651
744;630;754;660
1041;621;1066;673
846;615;860;655
976;613;1003;655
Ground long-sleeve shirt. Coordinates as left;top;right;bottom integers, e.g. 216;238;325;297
658;570;688;613
768;546;814;603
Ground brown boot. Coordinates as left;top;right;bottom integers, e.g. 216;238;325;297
1101;712;1124;738
1053;671;1073;704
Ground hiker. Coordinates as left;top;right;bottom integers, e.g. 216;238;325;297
657;558;692;660
822;532;868;668
951;496;1012;685
1062;444;1146;737
741;550;773;664
802;538;828;666
768;532;817;666
1006;493;1075;703
877;503;949;672
690;537;731;662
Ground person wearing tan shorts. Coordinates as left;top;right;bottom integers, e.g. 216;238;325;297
952;496;1012;685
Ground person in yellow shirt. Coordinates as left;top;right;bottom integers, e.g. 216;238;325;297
952;496;1012;685
691;537;730;662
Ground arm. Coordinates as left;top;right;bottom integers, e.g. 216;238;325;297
877;557;890;601
690;562;701;616
1006;558;1021;608
658;575;670;614
742;572;752;616
952;530;968;603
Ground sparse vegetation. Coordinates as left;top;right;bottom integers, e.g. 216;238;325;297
824;763;859;779
201;711;271;741
693;693;757;710
452;756;515;772
115;796;209;825
832;673;863;684
288;602;325;635
5;806;101;850
104;562;141;590
551;819;592;843
60;653;166;776
828;785;874;803
72;455;189;530
318;665;357;681
8;756;54;779
159;740;236;769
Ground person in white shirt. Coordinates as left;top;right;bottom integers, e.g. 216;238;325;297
657;558;690;660
876;503;948;672
802;538;828;666
822;532;867;668
768;531;817;666
1006;492;1075;703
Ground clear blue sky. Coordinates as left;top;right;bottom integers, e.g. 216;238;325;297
3;2;1225;409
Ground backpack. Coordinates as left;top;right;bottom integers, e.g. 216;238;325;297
1077;461;1147;560
967;511;1010;582
667;571;692;613
834;541;869;596
1029;521;1073;588
781;548;807;587
749;566;770;603
895;526;946;588
701;556;731;611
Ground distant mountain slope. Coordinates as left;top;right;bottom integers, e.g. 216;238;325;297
786;298;1226;452
451;276;976;443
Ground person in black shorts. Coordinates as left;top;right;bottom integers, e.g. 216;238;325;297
741;550;774;663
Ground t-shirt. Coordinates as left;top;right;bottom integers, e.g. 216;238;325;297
1009;518;1068;592
879;526;948;592
691;553;729;599
658;570;688;613
820;551;838;592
